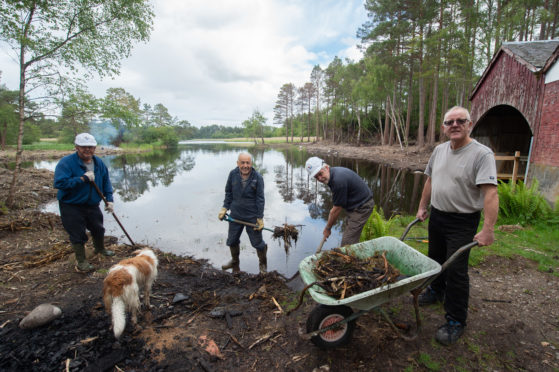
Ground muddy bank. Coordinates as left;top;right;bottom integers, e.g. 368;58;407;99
299;142;432;171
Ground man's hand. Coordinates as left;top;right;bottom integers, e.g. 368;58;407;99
218;207;227;220
474;228;494;246
416;206;428;221
104;202;114;214
83;171;95;183
254;218;264;231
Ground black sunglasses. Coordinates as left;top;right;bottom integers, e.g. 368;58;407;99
443;118;469;126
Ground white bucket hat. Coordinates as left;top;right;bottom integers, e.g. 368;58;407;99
305;156;324;178
75;133;97;146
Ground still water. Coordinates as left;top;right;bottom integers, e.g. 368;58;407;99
39;143;426;276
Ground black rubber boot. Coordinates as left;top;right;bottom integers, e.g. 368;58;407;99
72;243;94;272
256;245;267;274
222;245;240;272
92;235;114;256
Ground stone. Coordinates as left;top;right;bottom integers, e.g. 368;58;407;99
19;303;62;329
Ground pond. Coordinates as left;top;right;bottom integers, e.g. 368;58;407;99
39;143;427;277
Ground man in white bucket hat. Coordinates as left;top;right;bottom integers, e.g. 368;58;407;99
305;156;374;246
54;133;115;272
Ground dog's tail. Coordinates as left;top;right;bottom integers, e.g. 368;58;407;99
111;296;127;339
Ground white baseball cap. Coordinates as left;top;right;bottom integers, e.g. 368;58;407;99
305;156;324;178
75;133;97;146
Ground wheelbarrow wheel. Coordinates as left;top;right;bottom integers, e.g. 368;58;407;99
306;305;355;349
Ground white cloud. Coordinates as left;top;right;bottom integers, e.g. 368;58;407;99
0;0;367;127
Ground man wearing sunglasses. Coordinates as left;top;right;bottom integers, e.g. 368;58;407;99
416;106;499;346
54;133;115;272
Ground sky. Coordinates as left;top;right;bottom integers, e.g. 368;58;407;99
0;0;368;128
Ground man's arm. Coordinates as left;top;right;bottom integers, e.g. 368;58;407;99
223;172;233;209
323;205;343;238
474;184;499;246
416;177;432;221
256;174;265;218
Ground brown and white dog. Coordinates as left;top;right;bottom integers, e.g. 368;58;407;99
102;248;158;338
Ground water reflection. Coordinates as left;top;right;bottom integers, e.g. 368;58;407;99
38;144;426;276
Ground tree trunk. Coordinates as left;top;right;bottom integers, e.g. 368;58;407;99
404;67;413;146
383;97;390;145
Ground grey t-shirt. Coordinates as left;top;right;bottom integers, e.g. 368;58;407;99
425;139;497;213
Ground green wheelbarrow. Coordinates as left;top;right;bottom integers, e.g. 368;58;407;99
298;218;478;349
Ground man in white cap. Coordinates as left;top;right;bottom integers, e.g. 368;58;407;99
54;133;115;272
305;156;375;246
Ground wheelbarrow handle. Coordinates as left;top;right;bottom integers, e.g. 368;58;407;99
399;218;421;241
222;214;275;233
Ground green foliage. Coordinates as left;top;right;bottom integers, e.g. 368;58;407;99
497;180;553;226
361;206;395;241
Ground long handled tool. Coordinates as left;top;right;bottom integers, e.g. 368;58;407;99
315;236;327;254
283;236;328;282
221;214;275;232
91;181;136;246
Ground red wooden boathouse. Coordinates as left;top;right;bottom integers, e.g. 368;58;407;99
470;40;559;203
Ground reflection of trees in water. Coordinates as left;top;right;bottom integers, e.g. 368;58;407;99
108;149;195;201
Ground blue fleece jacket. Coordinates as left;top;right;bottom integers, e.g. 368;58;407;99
54;152;113;205
223;167;264;221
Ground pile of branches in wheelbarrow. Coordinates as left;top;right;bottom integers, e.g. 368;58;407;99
312;248;401;300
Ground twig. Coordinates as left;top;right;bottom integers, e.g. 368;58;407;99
271;297;283;314
226;331;244;349
248;331;279;350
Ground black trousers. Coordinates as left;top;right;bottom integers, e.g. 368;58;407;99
59;202;105;245
428;207;480;325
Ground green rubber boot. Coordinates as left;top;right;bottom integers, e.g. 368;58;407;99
73;243;94;272
221;245;240;272
92;235;114;256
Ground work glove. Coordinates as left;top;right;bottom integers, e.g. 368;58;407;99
254;218;264;231
218;207;227;220
83;171;95;183
104;202;114;214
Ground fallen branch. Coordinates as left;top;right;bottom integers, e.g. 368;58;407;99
248;331;279;350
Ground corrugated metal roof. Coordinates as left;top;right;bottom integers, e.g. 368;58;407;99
502;40;559;70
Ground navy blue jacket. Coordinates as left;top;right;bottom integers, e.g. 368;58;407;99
223;167;264;221
54;152;113;205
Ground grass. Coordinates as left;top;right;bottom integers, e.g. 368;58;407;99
382;215;559;277
21;142;74;151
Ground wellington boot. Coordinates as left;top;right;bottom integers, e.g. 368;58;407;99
257;245;267;274
72;243;94;272
221;245;240;271
92;235;114;257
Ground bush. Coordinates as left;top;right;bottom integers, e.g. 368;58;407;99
497;180;553;226
360;206;395;241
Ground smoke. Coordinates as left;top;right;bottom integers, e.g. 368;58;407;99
89;119;122;146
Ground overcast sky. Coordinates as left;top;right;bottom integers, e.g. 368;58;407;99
0;0;367;128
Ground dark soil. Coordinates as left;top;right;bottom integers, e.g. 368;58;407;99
1;146;558;371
